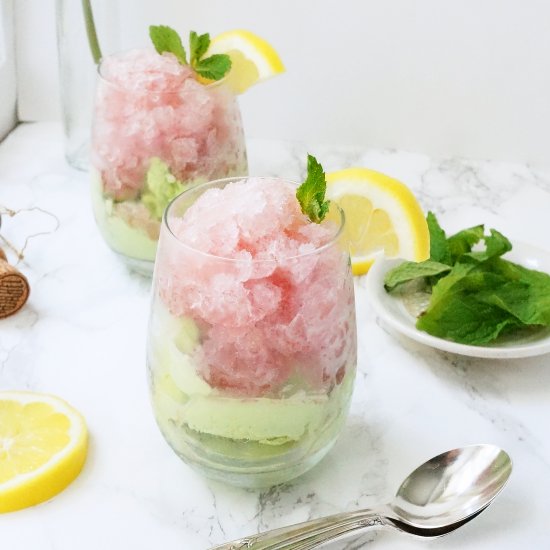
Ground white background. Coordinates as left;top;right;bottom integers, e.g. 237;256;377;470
10;0;550;166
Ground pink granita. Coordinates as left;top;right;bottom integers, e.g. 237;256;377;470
91;49;246;200
156;178;356;396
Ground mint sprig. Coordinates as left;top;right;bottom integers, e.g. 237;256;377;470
296;154;331;224
149;25;231;81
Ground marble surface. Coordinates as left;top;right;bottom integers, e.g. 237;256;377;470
2;122;550;549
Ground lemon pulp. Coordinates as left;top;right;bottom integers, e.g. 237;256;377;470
0;392;88;513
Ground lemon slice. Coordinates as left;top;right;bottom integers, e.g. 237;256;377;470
326;168;430;275
0;391;88;513
206;30;285;93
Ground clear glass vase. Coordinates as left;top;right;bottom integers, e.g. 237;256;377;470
55;0;119;170
55;0;95;170
90;50;248;275
147;177;357;487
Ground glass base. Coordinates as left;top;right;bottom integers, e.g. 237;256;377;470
117;253;155;277
65;139;89;171
175;437;338;489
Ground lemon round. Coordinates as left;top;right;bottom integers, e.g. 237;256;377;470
206;30;285;93
0;391;88;513
326;168;430;275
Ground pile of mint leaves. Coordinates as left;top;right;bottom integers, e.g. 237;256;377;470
384;212;550;345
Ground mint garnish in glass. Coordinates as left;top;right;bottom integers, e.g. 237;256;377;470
296;154;331;224
149;25;231;80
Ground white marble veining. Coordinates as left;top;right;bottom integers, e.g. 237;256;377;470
1;122;550;549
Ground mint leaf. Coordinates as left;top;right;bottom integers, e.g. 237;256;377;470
418;264;520;345
478;280;535;325
141;157;187;220
465;229;512;263
427;212;451;264
447;224;484;262
189;31;210;65
483;229;512;259
418;270;521;344
429;261;478;308
416;285;519;345
194;54;232;81
486;229;512;257
479;259;550;325
384;260;452;292
296;154;331;224
149;25;187;65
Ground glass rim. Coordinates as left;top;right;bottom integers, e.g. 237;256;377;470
97;49;229;93
162;176;346;264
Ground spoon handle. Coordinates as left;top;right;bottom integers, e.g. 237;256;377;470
210;510;386;550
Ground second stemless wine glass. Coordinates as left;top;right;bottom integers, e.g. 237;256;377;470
90;50;248;275
147;176;357;488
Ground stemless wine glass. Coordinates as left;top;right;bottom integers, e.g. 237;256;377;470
90;50;248;275
147;176;357;488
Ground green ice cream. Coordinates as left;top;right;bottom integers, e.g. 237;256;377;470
91;158;191;262
149;305;353;451
141;157;188;220
152;341;329;444
182;393;328;444
90;169;158;261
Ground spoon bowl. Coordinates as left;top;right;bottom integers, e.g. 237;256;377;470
211;444;512;549
392;444;512;530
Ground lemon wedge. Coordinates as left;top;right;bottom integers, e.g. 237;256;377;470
206;30;285;93
326;168;430;275
0;391;88;513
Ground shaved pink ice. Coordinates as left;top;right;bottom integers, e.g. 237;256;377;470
157;178;356;396
91;49;246;200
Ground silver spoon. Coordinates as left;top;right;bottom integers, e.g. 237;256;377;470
210;444;512;549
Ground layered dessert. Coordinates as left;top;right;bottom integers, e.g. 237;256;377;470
90;49;247;270
147;176;357;486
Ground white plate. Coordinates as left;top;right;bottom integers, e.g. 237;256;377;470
365;241;550;359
